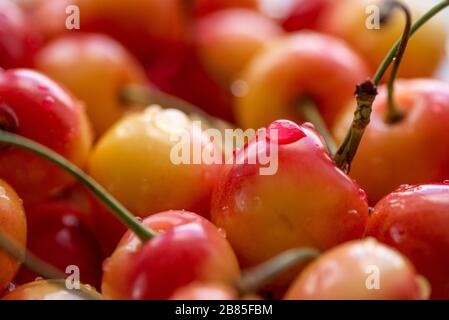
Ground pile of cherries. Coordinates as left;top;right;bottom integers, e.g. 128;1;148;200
1;0;449;300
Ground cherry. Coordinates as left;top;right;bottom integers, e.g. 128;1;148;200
0;179;26;291
35;34;149;136
333;79;449;204
195;9;283;86
259;0;331;32
102;210;240;300
0;0;41;69
193;0;258;17
0;69;92;203
319;0;447;78
211;120;369;275
285;239;428;300
169;282;238;300
234;32;369;130
14;200;103;288
366;184;449;299
33;0;188;66
88;106;220;219
2;279;103;300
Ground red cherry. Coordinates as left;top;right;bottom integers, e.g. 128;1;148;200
102;211;240;300
0;69;92;203
0;0;41;69
14;201;103;288
366;184;449;299
211;122;369;281
267;120;306;145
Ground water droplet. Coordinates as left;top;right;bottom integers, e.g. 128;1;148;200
397;184;411;191
217;228;227;239
221;205;229;212
42;96;55;110
230;80;249;97
368;207;374;215
390;225;406;243
358;188;368;202
6;282;15;292
388;198;405;209
135;216;143;222
0;186;8;200
102;258;111;272
347;209;360;219
443;180;449;185
267;120;306;145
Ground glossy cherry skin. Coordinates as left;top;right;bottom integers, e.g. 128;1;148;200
89;106;221;219
211;120;369;271
14;201;103;288
35;34;149;136
2;279;103;300
319;0;447;78
0;179;26;291
33;0;187;65
170;282;237;300
285;239;427;300
0;0;41;69
0;69;92;203
234;32;369;129
193;0;258;16
195;9;283;86
366;184;449;299
102;211;240;300
333;79;449;204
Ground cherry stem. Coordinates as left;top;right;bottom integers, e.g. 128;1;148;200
381;0;411;124
334;0;449;173
298;99;337;155
236;247;320;294
0;232;102;300
0;130;158;243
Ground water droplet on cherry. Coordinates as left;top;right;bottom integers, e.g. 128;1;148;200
443;180;449;185
267;120;306;145
42;96;55;110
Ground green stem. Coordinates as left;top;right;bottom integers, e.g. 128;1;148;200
0;130;157;242
0;232;102;300
382;0;411;124
299;99;337;155
236;248;320;294
334;0;449;173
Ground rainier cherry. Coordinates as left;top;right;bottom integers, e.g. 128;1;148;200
0;179;26;291
211;120;369;271
333;80;449;204
234;32;369;130
285;239;428;300
319;0;447;78
0;0;41;69
195;9;283;86
366;184;449;299
33;0;187;66
102;210;240;300
2;279;103;300
14;200;103;288
35;34;149;136
0;69;92;203
88;106;220;219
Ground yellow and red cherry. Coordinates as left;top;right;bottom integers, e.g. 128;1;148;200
259;0;331;32
33;0;187;65
102;210;240;300
88;106;220;219
2;279;103;300
0;0;41;69
169;282;238;300
211;120;369;271
333;79;449;204
0;69;92;203
319;0;447;78
366;184;449;299
14;200;103;288
0;179;26;291
194;9;283;86
285;239;428;300
35;34;149;136
234;32;369;129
